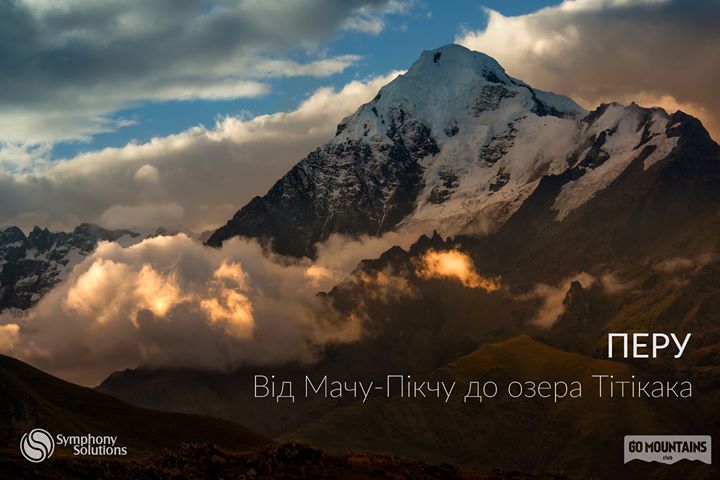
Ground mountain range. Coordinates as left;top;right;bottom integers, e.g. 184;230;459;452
0;224;139;311
1;44;719;478
98;45;720;478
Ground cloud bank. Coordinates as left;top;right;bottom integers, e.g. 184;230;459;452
457;0;720;140
0;235;354;385
0;227;424;386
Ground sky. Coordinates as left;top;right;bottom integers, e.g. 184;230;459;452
48;0;563;160
0;0;718;233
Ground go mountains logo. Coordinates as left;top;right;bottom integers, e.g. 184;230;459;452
19;428;128;463
20;428;55;463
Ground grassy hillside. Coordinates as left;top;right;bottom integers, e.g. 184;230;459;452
0;353;266;463
283;336;718;480
0;353;578;479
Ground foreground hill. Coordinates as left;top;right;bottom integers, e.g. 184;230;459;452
0;354;578;479
0;353;265;460
3;442;572;480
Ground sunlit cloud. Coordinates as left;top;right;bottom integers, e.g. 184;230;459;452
0;229;426;386
348;270;416;302
456;0;720;140
200;261;254;339
0;324;20;351
599;272;631;295
414;249;500;291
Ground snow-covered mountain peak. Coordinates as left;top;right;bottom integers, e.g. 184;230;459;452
208;45;707;258
403;44;512;88
334;44;585;146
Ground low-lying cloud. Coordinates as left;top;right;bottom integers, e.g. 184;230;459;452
0;235;357;386
523;272;596;328
0;227;426;386
654;253;717;274
522;269;633;328
414;249;501;291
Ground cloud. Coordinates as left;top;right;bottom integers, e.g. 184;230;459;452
0;0;405;148
414;249;501;291
2;234;374;386
313;229;421;276
654;252;717;273
523;272;596;328
342;0;416;35
456;0;720;140
0;324;20;351
100;203;185;230
0;223;432;386
133;164;160;184
345;269;416;302
252;56;362;78
654;257;695;273
599;272;630;294
0;71;403;234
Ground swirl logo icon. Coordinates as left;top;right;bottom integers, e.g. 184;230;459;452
20;428;55;463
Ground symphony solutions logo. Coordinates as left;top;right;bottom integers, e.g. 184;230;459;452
20;429;55;463
20;429;127;463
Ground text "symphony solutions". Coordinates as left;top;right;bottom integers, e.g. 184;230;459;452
58;434;127;456
20;429;128;463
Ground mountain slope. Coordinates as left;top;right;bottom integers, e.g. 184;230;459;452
0;355;577;480
206;44;584;256
466;108;720;287
207;44;687;258
1;355;575;480
282;336;717;480
0;353;265;458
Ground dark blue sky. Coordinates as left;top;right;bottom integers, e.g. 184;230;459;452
52;1;560;159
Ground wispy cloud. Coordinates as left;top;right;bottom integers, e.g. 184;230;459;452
343;0;416;35
521;272;596;328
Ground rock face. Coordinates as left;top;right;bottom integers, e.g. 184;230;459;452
208;44;689;258
0;223;138;311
